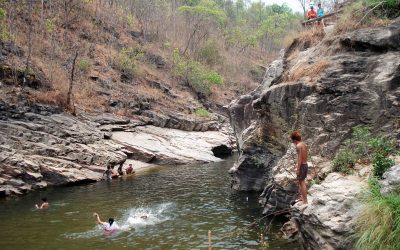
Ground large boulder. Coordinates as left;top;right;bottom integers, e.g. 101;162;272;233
380;165;400;195
292;173;365;250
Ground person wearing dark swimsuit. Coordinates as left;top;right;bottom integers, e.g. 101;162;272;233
291;131;308;205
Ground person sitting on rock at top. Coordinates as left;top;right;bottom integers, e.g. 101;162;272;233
126;164;135;175
93;212;120;232
307;6;318;20
317;3;324;17
103;166;113;180
35;197;49;209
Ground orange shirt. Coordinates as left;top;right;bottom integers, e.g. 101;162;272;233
307;9;317;19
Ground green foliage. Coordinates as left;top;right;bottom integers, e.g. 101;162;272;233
178;0;227;26
205;71;223;85
372;153;395;178
194;107;209;117
365;0;400;9
352;126;371;156
0;7;9;40
196;40;223;66
368;137;395;156
45;18;56;33
78;59;91;72
0;7;6;18
223;3;301;50
126;14;134;27
332;126;397;176
251;155;264;168
173;49;223;95
356;178;400;250
309;178;321;188
114;47;144;77
332;149;357;174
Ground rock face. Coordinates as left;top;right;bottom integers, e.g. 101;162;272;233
228;20;400;249
0;102;127;196
0;101;233;196
112;125;232;164
228;19;400;190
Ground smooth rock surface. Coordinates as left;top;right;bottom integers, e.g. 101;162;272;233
112;125;232;164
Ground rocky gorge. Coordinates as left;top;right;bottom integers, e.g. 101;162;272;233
228;19;400;249
0;100;233;197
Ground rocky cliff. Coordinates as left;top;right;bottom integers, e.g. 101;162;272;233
228;19;400;249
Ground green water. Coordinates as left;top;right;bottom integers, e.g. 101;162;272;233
0;157;298;249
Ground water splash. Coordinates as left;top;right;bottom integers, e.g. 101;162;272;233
121;202;175;230
64;202;175;239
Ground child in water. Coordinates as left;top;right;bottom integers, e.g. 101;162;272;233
93;212;120;232
35;197;49;209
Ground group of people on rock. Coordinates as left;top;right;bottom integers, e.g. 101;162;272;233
307;2;325;27
103;163;135;180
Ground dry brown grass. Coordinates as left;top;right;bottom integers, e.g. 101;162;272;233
74;80;107;112
283;27;325;50
29;90;68;107
287;49;300;61
287;59;331;83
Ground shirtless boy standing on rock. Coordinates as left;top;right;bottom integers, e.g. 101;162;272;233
291;131;308;205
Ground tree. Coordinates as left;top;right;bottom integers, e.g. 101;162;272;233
67;49;78;114
178;0;226;54
24;0;33;87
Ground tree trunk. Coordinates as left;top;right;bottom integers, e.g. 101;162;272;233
24;0;34;87
67;50;79;114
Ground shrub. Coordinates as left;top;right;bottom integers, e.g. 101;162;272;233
205;71;223;86
372;153;395;178
365;0;400;18
335;0;400;35
0;7;6;18
45;18;56;33
196;40;223;66
194;107;209;117
114;47;144;77
332;149;357;174
172;49;223;95
0;7;9;40
356;178;400;250
352;126;371;157
368;137;395;156
78;59;91;72
331;126;397;176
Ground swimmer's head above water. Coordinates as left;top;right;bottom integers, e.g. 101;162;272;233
108;218;115;226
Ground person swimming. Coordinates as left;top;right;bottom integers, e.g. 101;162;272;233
35;197;49;209
93;212;120;232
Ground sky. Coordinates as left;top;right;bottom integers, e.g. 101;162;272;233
252;0;304;13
